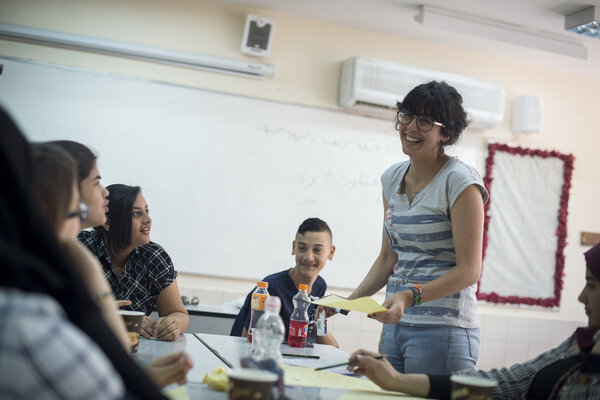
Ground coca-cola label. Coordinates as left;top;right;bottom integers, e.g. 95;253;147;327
290;322;308;337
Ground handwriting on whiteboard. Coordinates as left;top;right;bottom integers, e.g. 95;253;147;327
257;125;386;154
293;169;380;205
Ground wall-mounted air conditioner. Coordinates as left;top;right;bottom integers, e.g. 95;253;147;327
339;56;505;130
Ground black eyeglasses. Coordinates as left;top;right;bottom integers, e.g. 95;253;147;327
396;109;445;132
67;202;89;222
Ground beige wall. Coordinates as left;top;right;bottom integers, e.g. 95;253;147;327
2;0;599;354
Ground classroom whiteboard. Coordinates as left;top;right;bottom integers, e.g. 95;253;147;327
0;57;478;289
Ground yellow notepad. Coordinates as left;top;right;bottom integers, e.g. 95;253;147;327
311;295;387;314
339;390;426;399
281;363;381;392
164;385;191;400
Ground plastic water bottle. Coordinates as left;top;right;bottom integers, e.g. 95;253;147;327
288;284;310;348
248;281;269;343
317;309;327;336
253;296;285;363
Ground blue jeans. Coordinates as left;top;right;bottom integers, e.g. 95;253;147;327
378;323;479;374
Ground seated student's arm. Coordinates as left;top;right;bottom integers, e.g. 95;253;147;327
154;280;189;341
234;291;253;338
145;352;194;388
59;239;130;351
317;331;339;347
348;349;431;396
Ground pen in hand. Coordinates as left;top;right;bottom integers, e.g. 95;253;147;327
332;307;350;316
314;354;385;371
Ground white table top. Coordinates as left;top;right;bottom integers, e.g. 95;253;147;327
133;333;361;399
196;333;351;370
185;303;239;317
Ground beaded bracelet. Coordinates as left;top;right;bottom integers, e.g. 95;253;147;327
409;287;417;306
411;284;423;306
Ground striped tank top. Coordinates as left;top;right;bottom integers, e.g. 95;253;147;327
381;157;488;328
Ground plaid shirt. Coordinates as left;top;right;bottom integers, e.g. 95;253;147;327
0;288;125;400
448;334;600;399
78;230;177;315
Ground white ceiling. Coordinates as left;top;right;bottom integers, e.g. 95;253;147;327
220;0;600;79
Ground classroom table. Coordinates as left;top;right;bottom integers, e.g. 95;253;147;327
133;333;417;399
150;303;239;335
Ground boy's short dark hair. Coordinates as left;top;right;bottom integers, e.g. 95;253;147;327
297;218;332;241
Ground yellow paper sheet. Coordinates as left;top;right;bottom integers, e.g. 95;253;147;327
281;363;381;392
339;390;426;399
311;295;387;314
163;385;191;400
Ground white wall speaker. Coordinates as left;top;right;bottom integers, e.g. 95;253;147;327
512;95;542;133
241;14;275;58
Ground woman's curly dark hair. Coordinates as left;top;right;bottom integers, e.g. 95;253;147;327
396;81;469;154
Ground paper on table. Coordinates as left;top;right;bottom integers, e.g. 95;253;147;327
163;385;191;400
281;363;381;392
311;295;387;314
338;390;425;399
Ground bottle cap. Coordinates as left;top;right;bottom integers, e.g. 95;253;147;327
298;284;308;291
257;281;268;288
319;310;325;318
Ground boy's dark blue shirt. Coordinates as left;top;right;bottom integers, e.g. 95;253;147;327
229;269;327;339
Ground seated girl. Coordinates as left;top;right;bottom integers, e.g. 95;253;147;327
31;143;193;389
79;184;189;341
32;143;130;350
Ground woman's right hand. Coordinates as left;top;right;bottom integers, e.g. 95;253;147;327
141;315;155;338
347;349;400;392
368;290;413;324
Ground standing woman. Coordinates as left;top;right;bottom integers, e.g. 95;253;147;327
349;81;488;374
348;244;600;398
79;184;189;341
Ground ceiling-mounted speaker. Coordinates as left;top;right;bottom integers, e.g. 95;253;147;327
512;96;542;133
241;14;275;58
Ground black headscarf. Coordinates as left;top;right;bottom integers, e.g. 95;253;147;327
575;242;600;351
0;107;166;399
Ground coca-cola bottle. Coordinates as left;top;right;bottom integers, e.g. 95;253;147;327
288;284;310;348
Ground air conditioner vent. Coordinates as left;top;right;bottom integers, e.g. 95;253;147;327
339;57;505;130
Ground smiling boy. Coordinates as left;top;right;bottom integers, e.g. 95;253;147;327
230;218;338;346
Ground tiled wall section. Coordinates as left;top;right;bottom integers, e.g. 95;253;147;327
180;286;584;370
477;313;582;370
